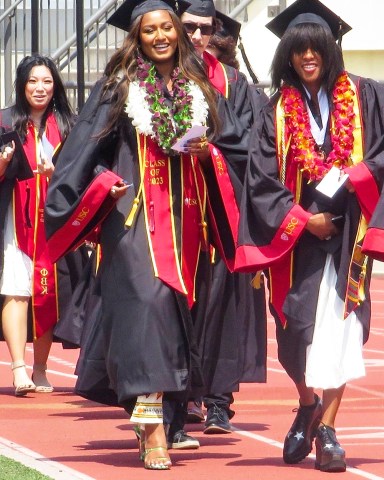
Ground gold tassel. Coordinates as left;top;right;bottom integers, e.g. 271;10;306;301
95;244;101;273
251;271;264;289
125;197;140;227
357;260;368;305
200;221;208;251
210;247;216;264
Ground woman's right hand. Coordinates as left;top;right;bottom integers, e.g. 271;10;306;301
305;212;339;241
110;181;130;199
0;141;15;177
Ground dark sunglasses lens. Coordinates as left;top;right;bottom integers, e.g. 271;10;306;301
183;22;196;33
183;23;213;36
201;25;213;35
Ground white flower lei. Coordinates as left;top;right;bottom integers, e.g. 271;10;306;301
125;80;208;139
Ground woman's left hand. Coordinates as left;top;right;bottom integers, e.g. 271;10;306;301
0;141;15;177
37;158;55;178
344;178;355;193
184;136;210;163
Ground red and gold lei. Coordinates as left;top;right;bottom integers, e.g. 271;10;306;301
281;71;355;181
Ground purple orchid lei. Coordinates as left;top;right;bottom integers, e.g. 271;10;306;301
136;55;193;153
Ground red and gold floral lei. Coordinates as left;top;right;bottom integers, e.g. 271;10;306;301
281;71;355;181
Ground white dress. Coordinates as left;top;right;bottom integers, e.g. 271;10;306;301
0;203;32;296
303;91;365;390
305;254;365;389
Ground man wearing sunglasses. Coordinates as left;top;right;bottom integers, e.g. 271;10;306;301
181;13;216;56
163;0;268;451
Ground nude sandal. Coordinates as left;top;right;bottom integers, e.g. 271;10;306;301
32;364;54;393
11;361;36;397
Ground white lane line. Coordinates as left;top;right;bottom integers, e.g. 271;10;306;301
364;348;384;355
347;383;384;399
232;428;384;480
25;346;78;369
0;361;77;379
0;437;95;480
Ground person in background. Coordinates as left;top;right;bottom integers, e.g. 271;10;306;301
235;0;384;472
163;0;268;448
206;14;240;69
44;0;246;470
0;54;78;396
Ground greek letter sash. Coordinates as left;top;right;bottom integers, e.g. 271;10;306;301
343;78;369;318
13;115;61;338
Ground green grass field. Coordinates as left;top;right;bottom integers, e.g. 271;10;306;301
0;456;52;480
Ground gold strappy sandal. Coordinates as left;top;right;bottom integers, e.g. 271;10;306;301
144;446;172;470
133;425;146;461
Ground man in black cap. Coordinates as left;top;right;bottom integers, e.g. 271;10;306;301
236;0;384;472
163;0;268;448
205;12;242;68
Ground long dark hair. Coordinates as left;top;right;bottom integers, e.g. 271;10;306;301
11;54;74;142
270;23;344;94
102;10;220;139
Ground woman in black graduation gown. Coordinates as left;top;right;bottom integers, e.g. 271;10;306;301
235;0;384;473
44;0;246;470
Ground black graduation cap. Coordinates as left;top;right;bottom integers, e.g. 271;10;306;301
215;10;241;43
107;0;191;32
183;0;216;18
266;0;351;42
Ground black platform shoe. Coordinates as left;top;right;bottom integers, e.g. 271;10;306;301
315;424;346;472
283;394;322;464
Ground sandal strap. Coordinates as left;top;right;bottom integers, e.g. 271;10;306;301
11;361;26;370
144;446;168;457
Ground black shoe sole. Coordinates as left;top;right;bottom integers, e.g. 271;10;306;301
204;425;232;434
315;459;346;472
186;414;205;423
168;441;200;450
283;447;312;465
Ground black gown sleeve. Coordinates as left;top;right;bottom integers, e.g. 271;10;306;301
235;101;312;272
44;79;122;260
351;77;384;260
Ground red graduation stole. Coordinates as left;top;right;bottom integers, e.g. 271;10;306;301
203;51;229;98
13;114;61;338
134;134;207;308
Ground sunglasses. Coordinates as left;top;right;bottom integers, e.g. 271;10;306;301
182;22;214;36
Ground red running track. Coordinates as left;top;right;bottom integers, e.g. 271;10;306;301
0;276;383;480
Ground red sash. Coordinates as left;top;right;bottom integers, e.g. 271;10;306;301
13;115;61;338
47;168;121;263
203;51;229;98
138;135;207;308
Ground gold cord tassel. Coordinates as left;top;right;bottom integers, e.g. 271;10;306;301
357;259;368;305
251;271;264;289
200;220;208;250
125;197;140;227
